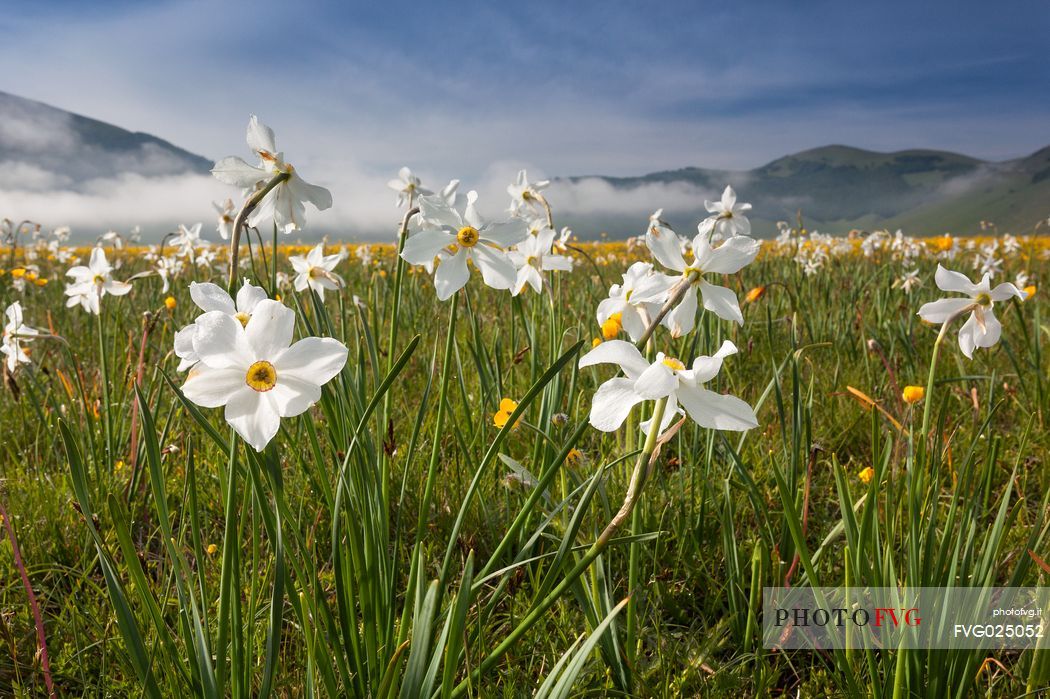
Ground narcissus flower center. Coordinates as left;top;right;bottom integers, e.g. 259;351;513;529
526;254;539;267
245;360;277;392
662;357;686;371
456;226;480;247
93;274;105;285
974;292;992;306
234;312;251;327
308;266;322;278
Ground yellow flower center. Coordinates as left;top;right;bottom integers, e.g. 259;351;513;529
93;274;105;285
245;360;277;392
234;312;251;327
526;254;539;267
974;292;992;307
308;266;322;278
457;226;480;248
662;357;685;371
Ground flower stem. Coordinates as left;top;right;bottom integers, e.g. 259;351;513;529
397;291;457;648
96;304;113;467
635;273;696;349
381;206;419;504
450;397;667;698
227;172;290;293
920;308;969;444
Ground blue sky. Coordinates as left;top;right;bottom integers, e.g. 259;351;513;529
0;0;1047;233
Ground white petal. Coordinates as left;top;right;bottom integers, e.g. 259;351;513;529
236;281;268;313
174;323;198;363
103;280;133;296
634;361;677;399
270;374;322;417
182;365;248;408
290;176;333;211
434;250;470;301
699;280;743;325
676;384;757;431
916;297;973;324
212;156;266;188
690;340;738;383
578;340;649;379
957;312;979;359
401;229;452;266
646;225;686;272
695;234;760;274
974;308;1002;349
989;282;1025;302
193;311;254;369
246;115;278;155
274;336;348;386
225;387;280;452
588;377;645;432
662;286;698;338
190;282;236;314
934;265;978;296
244;299;295;358
471;246;517;290
482;219;528;248
418;193;463;229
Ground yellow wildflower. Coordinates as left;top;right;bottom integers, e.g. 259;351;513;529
601;312;623;340
858;466;874;484
164;296;177;310
902;386;925;404
745;286;767;303
493;398;520;429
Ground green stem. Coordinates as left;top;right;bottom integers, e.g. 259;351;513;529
227;172;290;293
920;309;967;443
382;205;419;506
397;291;458;647
96;300;113;467
449;397;667;698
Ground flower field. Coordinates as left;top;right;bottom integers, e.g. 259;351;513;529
0;118;1048;697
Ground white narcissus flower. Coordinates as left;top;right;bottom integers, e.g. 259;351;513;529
637;215;760;336
64;247;132;315
214;199;236;240
699;185;752;239
181;299;348;451
211;115;332;234
917;265;1027;359
401;191;527;301
596;262;676;343
2;301;39;373
508;226;573;295
387;167;432;208
507;169;550;216
173;280;269;371
579;339;757;434
290;243;345;299
172;223;203;259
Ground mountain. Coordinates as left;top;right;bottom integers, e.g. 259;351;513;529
0;90;211;192
0;89;1045;239
562;145;1050;238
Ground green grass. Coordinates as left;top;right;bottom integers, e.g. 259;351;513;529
0;237;1047;697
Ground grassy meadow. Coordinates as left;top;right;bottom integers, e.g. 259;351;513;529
0;225;1048;698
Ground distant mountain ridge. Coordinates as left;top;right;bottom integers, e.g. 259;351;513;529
0;89;1046;238
565;144;1050;237
0;89;211;192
